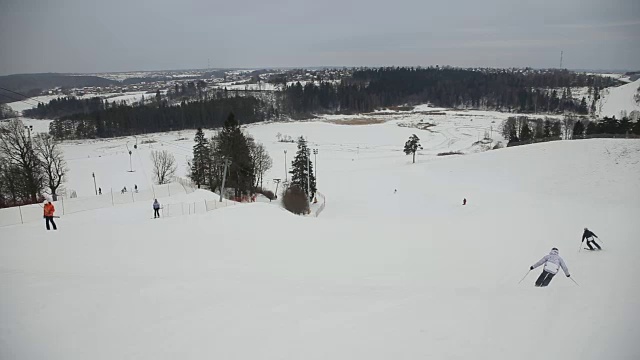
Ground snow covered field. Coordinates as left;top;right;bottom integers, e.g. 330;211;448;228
1;106;640;359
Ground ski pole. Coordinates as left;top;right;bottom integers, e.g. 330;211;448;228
569;277;579;286
518;270;531;284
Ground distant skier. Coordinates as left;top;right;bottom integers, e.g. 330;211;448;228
43;200;57;231
582;227;601;250
462;198;467;205
153;199;161;218
98;187;102;195
530;247;570;287
134;184;138;193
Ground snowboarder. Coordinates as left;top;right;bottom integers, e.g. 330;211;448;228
463;198;467;205
530;247;570;287
153;199;161;218
98;187;102;195
43;200;57;230
582;228;601;250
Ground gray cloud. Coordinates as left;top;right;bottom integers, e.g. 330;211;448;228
1;0;638;75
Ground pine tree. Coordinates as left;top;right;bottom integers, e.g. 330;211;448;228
520;121;532;141
403;134;422;163
572;120;585;139
190;128;209;188
543;119;552;138
586;121;598;136
289;136;317;201
551;121;562;138
215;112;254;198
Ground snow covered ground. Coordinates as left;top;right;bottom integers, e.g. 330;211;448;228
1;107;640;359
599;78;640;118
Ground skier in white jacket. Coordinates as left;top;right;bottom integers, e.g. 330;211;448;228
530;248;570;287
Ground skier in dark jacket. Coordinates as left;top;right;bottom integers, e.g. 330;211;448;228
582;228;601;250
153;199;161;218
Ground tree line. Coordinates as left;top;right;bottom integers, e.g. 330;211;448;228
0;119;67;208
24;97;106;119
280;67;618;115
502;115;640;145
49;94;275;140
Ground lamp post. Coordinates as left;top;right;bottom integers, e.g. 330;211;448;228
92;172;97;195
284;149;288;181
306;148;310;199
313;149;318;181
126;142;134;172
24;125;33;144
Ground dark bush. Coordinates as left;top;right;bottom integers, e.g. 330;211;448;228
437;151;463;156
255;187;276;201
282;186;310;215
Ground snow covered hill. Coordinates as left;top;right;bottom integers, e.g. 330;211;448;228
1;113;639;359
599;78;640;118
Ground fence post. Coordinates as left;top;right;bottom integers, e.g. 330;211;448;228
204;199;208;211
111;189;114;206
61;196;65;215
19;206;24;224
168;184;171;197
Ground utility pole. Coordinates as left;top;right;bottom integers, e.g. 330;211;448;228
284;150;288;181
560;50;563;69
92;172;97;195
219;158;230;202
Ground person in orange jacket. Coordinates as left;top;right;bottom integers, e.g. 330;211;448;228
43;200;57;230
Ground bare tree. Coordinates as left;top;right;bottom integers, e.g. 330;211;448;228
34;133;67;201
250;142;273;188
563;114;576;140
151;150;177;185
0;119;44;202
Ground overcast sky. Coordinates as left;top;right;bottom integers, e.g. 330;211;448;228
1;0;639;75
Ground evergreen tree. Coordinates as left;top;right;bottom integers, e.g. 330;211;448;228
289;136;317;201
586;121;598;136
572;120;585;139
520;121;532;141
543;119;552;138
215;112;254;198
403;134;422;163
551;121;562;138
190;128;209;188
579;97;589;114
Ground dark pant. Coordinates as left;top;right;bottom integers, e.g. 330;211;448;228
535;270;556;287
154;209;160;218
586;238;601;250
45;216;57;230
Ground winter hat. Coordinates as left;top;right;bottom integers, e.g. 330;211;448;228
551;247;558;252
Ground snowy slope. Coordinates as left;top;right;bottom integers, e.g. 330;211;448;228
1;114;639;359
599;78;640;118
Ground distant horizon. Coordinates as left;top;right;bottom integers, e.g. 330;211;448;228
2;65;638;78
